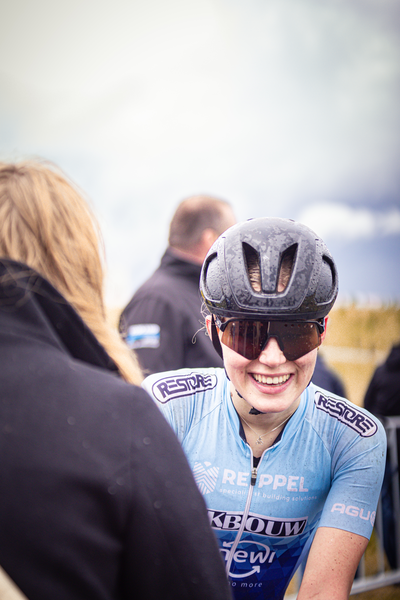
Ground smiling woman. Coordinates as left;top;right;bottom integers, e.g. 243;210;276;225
143;217;387;600
201;218;334;424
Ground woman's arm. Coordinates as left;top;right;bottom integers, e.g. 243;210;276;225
297;526;368;600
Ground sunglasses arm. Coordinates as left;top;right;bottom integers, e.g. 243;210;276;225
319;316;328;341
210;315;224;359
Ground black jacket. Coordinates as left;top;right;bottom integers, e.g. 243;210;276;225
0;259;231;600
364;344;400;417
311;354;346;397
119;248;223;374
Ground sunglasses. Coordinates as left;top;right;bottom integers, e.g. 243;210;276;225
214;317;325;361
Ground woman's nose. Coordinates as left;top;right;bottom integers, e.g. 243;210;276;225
257;336;287;366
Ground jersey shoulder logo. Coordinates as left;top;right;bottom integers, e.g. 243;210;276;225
314;391;378;437
152;372;218;403
193;461;219;494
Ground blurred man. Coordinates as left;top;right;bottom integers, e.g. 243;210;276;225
312;353;346;397
364;342;400;570
119;195;236;374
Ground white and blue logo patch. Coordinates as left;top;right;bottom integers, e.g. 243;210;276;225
126;323;160;349
315;392;378;437
152;372;218;403
193;461;219;494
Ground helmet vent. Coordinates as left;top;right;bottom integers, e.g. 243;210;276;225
278;244;297;292
315;256;335;303
243;243;262;292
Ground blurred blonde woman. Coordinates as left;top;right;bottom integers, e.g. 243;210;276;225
0;160;142;384
0;159;231;600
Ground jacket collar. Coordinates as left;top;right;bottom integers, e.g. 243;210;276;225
0;259;119;374
160;247;202;282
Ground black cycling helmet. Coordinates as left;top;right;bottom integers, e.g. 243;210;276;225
200;217;338;321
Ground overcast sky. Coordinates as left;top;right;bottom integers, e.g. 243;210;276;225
1;0;399;307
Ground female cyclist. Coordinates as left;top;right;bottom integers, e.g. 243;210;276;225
143;217;386;600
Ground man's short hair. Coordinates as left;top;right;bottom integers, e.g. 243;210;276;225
168;195;233;251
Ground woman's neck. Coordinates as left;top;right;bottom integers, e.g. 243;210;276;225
230;384;299;456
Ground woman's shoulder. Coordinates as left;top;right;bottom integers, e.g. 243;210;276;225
142;368;228;441
304;383;386;445
142;367;226;407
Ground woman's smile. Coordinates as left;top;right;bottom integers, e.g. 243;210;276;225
251;372;291;386
222;335;318;416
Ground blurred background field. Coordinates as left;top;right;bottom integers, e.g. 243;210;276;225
321;304;400;598
321;303;400;407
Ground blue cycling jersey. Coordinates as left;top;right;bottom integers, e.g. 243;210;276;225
143;368;386;600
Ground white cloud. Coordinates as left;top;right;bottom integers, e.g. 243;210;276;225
1;0;399;303
1;0;399;206
298;202;400;241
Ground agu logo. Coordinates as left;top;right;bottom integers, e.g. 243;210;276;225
152;372;217;403
331;503;376;527
193;461;219;494
315;392;378;437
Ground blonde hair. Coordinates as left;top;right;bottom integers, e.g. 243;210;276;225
0;159;143;385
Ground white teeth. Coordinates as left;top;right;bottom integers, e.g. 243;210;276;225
253;373;290;385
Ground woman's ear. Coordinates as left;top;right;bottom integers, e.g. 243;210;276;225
205;315;213;338
321;316;329;343
206;315;224;359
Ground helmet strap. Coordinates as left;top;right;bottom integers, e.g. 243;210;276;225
236;389;262;414
229;381;263;415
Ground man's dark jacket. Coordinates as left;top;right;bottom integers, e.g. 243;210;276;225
311;354;346;397
119;248;223;374
0;259;231;600
364;343;400;569
364;344;400;417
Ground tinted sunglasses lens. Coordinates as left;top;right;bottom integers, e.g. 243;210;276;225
271;322;321;361
220;321;268;360
220;320;321;361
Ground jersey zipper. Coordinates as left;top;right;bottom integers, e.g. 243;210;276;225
225;449;260;576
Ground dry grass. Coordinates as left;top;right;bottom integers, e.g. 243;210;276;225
322;304;400;406
351;587;400;600
287;581;400;599
315;306;400;597
352;532;400;600
327;305;400;351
